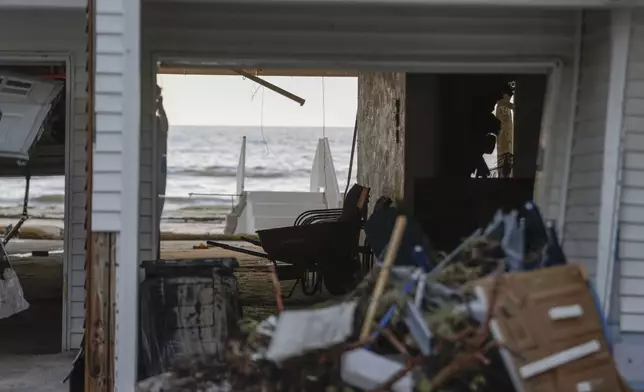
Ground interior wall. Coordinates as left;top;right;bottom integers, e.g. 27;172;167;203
513;75;548;179
356;72;406;211
404;74;441;212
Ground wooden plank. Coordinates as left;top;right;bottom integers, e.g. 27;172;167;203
474;265;625;392
85;232;116;392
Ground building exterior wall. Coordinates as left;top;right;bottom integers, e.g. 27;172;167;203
0;8;88;351
563;11;611;278
140;46;155;263
618;9;644;333
356;73;406;209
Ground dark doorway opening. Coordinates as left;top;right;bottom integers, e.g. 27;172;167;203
404;73;548;251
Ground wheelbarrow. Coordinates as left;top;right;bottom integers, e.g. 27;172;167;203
208;184;371;297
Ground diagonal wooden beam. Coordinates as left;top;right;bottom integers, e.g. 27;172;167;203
232;69;305;106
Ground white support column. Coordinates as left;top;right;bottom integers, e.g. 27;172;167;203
557;11;583;240
596;9;631;315
117;0;141;389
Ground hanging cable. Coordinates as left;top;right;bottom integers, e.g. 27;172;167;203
260;86;270;155
321;77;328;191
344;116;358;197
322;77;326;137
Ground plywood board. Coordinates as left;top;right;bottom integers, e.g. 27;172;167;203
474;265;629;392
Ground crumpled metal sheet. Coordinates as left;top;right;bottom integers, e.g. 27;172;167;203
0;268;30;319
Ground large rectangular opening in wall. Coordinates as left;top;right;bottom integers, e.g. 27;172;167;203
132;53;561;381
154;67;359;240
0;61;68;357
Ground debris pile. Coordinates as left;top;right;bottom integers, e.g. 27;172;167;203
137;202;629;392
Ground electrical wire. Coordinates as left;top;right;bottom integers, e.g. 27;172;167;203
260;86;271;155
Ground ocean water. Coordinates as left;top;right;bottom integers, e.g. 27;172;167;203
0;125;358;224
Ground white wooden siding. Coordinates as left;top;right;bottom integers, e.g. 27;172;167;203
619;9;644;333
94;0;126;232
140;46;154;263
0;9;88;350
141;3;577;250
563;10;611;277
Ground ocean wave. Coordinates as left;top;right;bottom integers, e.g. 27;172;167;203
31;194;66;203
168;165;309;179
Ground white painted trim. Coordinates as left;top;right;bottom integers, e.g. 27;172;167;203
0;52;74;352
158;55;560;75
62;54;74;352
150;53;160;260
145;0;644;8
596;9;631;316
535;60;564;208
0;0;85;8
115;0;141;389
558;10;584;240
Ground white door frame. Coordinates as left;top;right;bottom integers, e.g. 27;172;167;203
0;52;73;351
150;54;564;251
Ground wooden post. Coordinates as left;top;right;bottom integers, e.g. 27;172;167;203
86;233;116;391
85;1;116;390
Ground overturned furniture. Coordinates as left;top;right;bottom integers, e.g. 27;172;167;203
209;184;371;296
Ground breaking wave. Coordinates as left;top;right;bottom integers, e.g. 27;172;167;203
168;165;309;179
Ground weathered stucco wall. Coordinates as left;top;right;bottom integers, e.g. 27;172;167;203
357;73;406;211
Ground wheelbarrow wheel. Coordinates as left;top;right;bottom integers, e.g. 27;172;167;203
301;268;321;296
321;268;356;296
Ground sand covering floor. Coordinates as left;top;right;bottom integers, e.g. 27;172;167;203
0;240;335;390
0;352;75;392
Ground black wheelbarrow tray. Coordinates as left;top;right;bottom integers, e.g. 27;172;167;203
207;220;362;297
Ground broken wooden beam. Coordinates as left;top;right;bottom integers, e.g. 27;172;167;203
232;69;306;106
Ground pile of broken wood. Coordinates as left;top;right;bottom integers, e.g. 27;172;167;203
137;203;630;392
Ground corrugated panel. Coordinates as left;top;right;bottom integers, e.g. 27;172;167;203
0;9;88;351
619;9;644;333
93;0;125;231
563;10;611;278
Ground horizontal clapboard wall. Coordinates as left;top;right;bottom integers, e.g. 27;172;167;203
619;10;644;333
563;11;611;279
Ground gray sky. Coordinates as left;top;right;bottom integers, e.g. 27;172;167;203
157;75;358;127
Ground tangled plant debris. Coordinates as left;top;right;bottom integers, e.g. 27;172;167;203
137;202;629;392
